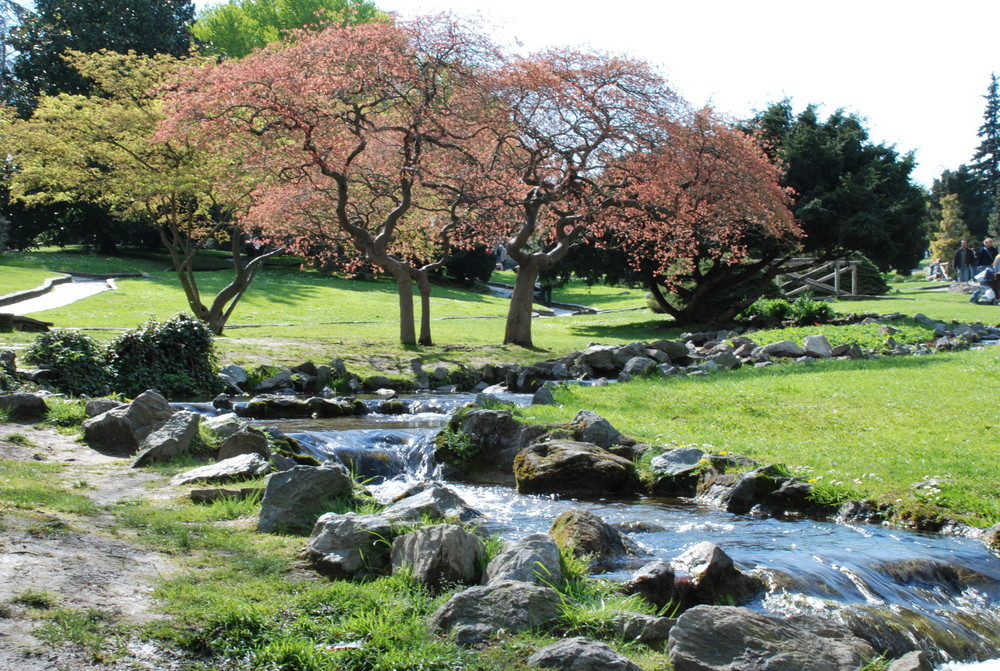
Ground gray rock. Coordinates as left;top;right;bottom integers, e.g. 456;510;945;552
549;508;638;570
307;512;393;579
82;390;175;457
486;532;562;586
622;356;657;377
217;427;271;461
0;392;48;420
667;605;875;671
442;409;530;483
648;339;690;362
84;398;123;418
132;411;201;467
572;410;628;449
802;334;833;358
391;523;484;591
650;447;706;477
671;542;763;608
526;637;642;671
257;463;357;533
514;440;637;497
170;453;271;486
219;364;248;386
254;368;294;393
430;580;562;646
381;486;482;526
710;350;743;371
532;386;557;406
189;487;262;504
887;651;934;671
656;363;681;378
241;394;312;419
622;559;677;610
984;523;1000;556
612;612;674;648
753;340;806;359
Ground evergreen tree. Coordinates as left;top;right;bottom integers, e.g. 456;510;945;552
972;72;1000;233
929;193;972;265
929;164;991;240
9;0;194;116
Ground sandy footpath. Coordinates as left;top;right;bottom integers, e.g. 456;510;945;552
0;424;183;670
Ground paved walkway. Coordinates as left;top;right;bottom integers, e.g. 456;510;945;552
3;278;112;315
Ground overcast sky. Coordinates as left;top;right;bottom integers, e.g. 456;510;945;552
195;0;1000;187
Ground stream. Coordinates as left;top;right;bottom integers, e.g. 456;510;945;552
197;391;1000;668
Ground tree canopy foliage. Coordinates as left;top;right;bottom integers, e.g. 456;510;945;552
7;50;278;333
9;0;194;115
746;100;928;275
193;0;385;58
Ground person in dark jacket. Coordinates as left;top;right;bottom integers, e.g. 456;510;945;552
976;237;998;272
954;239;976;282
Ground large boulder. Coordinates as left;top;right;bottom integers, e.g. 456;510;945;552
216;427;271;461
667;605;875;671
380;486;483;526
437;409;535;483
752;340;806;359
240;394;312;419
82;390;175;457
0;392;48;420
257;463;357;533
84;398;124;418
514;440;638;497
671;542;763;609
648;446;708;497
430;580;562;646
391;523;484;591
306;512;393;579
131;411;201;467
526;637;643;671
486;533;562;586
170;453;271;486
549;509;638;570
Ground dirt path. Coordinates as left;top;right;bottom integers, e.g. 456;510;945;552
0;424;182;670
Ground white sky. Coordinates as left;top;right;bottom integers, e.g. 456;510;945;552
195;0;1000;188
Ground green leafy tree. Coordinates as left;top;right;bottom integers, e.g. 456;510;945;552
193;0;384;59
8;50;278;334
9;0;194;115
929;194;972;265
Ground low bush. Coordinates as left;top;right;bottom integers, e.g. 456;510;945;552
107;314;222;399
23;330;111;397
738;293;834;325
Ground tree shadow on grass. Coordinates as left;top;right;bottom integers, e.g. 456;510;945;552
563;317;686;342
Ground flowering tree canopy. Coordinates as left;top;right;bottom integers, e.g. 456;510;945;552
485;49;688;347
608;109;799;324
161;16;505;345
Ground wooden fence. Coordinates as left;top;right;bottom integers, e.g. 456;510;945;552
776;258;860;298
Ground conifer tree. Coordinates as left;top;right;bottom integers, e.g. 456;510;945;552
929;194;972;265
972;73;1000;233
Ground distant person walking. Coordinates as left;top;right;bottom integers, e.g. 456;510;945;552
976;237;998;273
954;239;976;282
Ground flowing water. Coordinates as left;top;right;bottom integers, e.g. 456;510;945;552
201;392;1000;668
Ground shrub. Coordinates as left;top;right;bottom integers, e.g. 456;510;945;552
107;314;223;399
738;293;834;325
851;255;890;295
24;330;111;397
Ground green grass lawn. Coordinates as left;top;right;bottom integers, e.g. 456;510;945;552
0;266;66;297
524;347;1000;527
